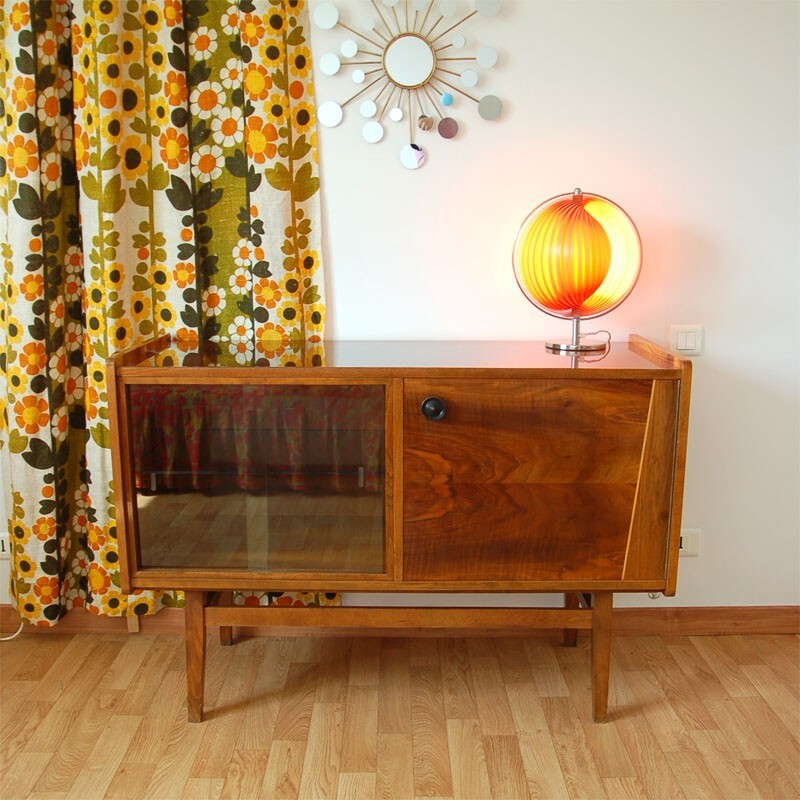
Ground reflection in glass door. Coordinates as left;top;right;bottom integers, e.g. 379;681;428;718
128;384;386;573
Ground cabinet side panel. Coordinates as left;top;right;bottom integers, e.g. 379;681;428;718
403;379;651;582
665;362;692;594
106;369;138;593
622;380;679;581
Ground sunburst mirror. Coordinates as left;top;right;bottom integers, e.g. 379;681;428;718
312;0;503;169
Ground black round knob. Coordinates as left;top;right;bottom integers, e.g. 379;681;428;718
421;396;447;421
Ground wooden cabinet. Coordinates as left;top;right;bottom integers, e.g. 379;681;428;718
108;335;691;722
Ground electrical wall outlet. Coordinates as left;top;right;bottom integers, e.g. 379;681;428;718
679;528;700;557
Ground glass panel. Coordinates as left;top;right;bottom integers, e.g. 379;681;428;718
128;384;385;573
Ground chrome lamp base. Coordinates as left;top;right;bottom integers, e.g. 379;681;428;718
545;338;607;353
545;318;608;354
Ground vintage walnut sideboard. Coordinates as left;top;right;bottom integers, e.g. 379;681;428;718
107;335;691;722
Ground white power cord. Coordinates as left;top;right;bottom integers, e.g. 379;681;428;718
578;329;612;361
0;620;24;641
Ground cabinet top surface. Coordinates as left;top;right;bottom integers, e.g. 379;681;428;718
112;336;686;376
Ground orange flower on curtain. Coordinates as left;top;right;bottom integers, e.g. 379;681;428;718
0;0;329;626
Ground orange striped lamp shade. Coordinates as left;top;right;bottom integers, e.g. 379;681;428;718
513;189;642;321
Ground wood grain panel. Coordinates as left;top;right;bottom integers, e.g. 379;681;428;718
623;379;679;580
405;378;651;486
6;604;796;638
403;378;651;583
404;483;635;581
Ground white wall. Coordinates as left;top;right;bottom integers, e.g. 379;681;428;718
311;0;800;607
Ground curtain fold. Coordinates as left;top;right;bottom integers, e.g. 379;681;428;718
1;0;327;625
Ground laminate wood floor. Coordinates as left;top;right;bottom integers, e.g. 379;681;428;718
1;632;798;799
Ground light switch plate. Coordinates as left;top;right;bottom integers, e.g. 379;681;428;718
668;324;703;356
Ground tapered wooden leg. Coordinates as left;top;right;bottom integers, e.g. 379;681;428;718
219;591;234;646
591;591;613;723
185;591;206;723
563;592;580;646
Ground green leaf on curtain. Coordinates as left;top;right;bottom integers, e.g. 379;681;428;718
51;385;65;409
266;163;292;192
8;430;29;455
202;317;220;340
292;135;311;161
38;499;57;515
40;127;56;153
25;252;46;270
189;121;210;148
38;66;56;91
100;148;120;170
130;179;150;207
82;172;101;201
21;438;54;469
289;328;305;349
97;35;118;54
132;275;150;291
181;308;200;327
189;61;211;87
247;168;262;193
93;339;108;360
166;176;193;210
292;163;319;203
106;300;125;319
123;12;143;31
90;424;111;449
56;441;70;468
28;317;46;341
42;191;62;219
302;286;321;304
287;27;306;47
168;46;187;72
102;175;126;214
225;150;248;177
13;184;43;220
15;49;36;75
161;593;184;608
41;556;61;576
195;183;222;212
130;116;148;135
273;69;287;92
151;165;170;191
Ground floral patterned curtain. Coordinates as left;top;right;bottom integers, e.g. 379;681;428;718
0;0;326;626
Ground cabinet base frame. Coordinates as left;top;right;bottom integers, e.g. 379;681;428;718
183;589;614;724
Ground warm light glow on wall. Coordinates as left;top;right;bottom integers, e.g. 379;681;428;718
513;190;642;321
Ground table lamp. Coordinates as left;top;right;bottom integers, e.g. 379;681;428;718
512;188;642;353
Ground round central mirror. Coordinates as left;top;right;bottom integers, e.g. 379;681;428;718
383;34;436;89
